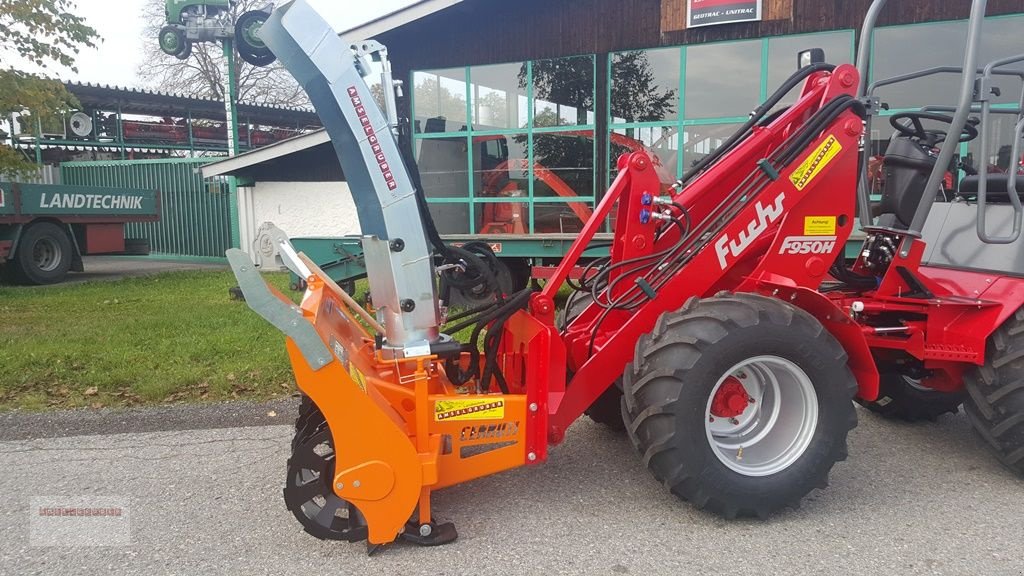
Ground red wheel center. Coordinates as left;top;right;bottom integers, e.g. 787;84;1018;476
711;378;751;418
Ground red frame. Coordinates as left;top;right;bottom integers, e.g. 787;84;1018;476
517;62;1024;448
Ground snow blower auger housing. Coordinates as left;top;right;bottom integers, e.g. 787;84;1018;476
229;0;1024;549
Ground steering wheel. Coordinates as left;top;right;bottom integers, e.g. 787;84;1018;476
890;112;979;145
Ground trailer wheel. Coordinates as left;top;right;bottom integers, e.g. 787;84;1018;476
12;222;73;285
622;293;857;518
964;307;1024;476
857;370;963;422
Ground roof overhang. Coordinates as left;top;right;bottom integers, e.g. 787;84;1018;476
201;129;330;178
340;0;465;41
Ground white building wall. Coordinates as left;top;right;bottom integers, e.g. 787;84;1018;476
252;180;361;239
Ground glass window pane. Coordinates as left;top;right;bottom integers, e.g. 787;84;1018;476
533;56;595;127
533;131;595;199
872;22;968;110
470;63;529;131
768;32;853;105
685;40;762;119
611;126;679;186
417;137;469;200
611;48;681;123
683;123;741;170
968;112;1022;174
413;68;468;134
980;16;1024;106
473;134;529;198
471;134;530;234
534;203;592;234
427;203;470;235
874;17;1024;111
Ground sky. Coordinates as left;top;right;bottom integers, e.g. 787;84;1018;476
16;0;417;88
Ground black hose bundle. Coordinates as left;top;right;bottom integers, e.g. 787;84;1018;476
396;119;501;301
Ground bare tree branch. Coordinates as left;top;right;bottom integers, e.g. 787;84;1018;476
137;0;310;109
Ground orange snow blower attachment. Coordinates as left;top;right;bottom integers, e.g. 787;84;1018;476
228;242;562;546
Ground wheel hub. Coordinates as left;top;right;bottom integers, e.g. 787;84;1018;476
711;377;751;418
32;238;61;272
704;356;819;477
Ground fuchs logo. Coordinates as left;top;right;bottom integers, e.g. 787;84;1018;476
779;236;838;255
715;193;786;270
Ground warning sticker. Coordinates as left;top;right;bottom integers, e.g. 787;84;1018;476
349;364;367;393
790;135;843;191
434;399;505;422
803;216;837;236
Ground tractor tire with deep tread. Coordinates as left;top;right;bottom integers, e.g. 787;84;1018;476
622;292;858;519
964;307;1024;476
857;371;964;422
11;222;73;285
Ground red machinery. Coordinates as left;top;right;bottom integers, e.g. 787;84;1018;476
231;0;1024;547
117;117;300;147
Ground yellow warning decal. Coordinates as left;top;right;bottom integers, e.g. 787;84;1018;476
349;364;367;393
434;399;505;422
790;134;843;191
803;216;837;236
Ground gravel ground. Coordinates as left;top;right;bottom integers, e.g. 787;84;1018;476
0;402;1022;576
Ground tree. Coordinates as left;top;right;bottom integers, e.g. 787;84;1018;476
0;0;99;177
138;0;308;108
412;74;468;132
610;51;677;123
517;53;678;201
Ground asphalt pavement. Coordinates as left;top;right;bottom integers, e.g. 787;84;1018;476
0;401;1022;576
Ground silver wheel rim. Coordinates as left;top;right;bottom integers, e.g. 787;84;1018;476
32;238;61;272
704;355;818;477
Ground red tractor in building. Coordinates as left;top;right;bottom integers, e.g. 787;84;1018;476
226;0;1024;547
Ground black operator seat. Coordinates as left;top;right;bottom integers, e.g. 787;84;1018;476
876;136;939;229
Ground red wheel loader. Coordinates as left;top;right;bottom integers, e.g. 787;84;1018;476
226;0;1024;547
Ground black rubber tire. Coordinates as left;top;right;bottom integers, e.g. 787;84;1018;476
964;307;1024;476
561;294;626;431
235;10;277;67
622;292;858;519
158;25;186;56
857;371;964;422
12;222;73;285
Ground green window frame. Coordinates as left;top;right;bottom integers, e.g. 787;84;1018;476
606;29;858;190
411;57;598;235
868;14;1024;173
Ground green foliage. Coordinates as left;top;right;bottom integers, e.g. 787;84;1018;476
0;0;99;177
610;51;678;123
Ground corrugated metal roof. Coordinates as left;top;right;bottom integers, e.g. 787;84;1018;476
65;82;321;128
